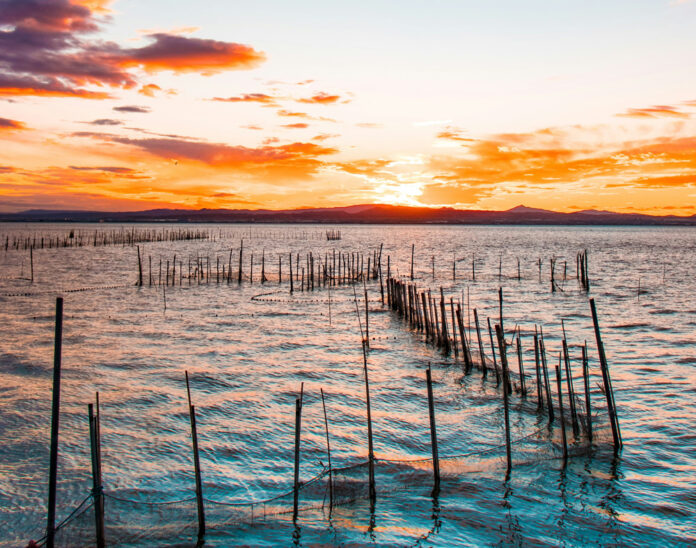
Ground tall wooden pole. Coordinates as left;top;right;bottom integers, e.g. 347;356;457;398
426;365;440;487
46;297;63;548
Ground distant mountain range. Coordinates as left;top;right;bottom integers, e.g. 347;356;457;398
1;204;695;225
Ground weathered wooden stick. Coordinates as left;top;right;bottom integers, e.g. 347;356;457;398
590;298;621;450
136;245;142;286
364;283;370;349
362;347;376;501
498;287;504;333
582;342;593;441
185;373;206;544
534;332;542;409
238;240;243;284
410;243;415;280
426;365;440;487
473;308;486;376
456;305;473;372
487;318;500;384
562;334;579;436
495;324;512;479
88;403;105;548
293;397;302;522
450;298;458;358
320;389;333;509
516;327;526;395
555;357;569;463
45;297;63;548
539;329;554;422
30;246;34;283
440;288;450;354
289;253;294;293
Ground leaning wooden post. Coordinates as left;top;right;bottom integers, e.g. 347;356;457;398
136;245;143;286
88;403;105;548
473;309;486;376
425;364;440;488
494;324;512;479
362;347;376;501
555;356;568;463
45;297;63;548
582;342;593;441
289;252;294;293
293;397;302;522
364;283;370;349
487;318;500;384
498;287;504;334
516;327;526;395
320;389;333;509
589;298;622;450
539;330;555;422
456;305;473;373
237;240;243;284
185;372;205;544
533;332;543;409
410;243;415;280
30;246;34;283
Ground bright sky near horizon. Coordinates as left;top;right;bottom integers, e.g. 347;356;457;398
1;0;696;213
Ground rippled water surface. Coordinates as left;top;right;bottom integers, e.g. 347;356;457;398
0;223;695;547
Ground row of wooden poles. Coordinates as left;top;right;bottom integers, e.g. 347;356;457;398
386;277;622;463
135;242;386;295
38;295;452;546
5;227;212;251
135;242;591;296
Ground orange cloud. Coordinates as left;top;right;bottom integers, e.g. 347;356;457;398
297;92;343;105
114;34;265;74
436;126;476;143
0;117;27;131
282;123;309;129
617;105;690;119
212;93;279;106
277;109;310;118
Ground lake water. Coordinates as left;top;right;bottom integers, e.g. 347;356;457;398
0;223;694;547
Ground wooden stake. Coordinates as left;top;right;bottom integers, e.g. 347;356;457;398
426;365;440;487
320;389;333;509
582;342;593;441
555;357;568;463
590;298;622;450
495;325;512;479
45;297;63;548
293;397;302;522
88;403;105;548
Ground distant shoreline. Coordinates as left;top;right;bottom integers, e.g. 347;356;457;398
1;204;695;226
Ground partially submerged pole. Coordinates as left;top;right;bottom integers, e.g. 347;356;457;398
320;389;333;509
45;297;63;548
425;365;440;488
495;324;512;479
362;348;376;501
185;372;205;545
582;342;593;441
88;403;105;548
555;357;568;463
293;397;302;522
589;299;622;450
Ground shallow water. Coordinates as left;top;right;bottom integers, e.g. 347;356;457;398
0;223;694;547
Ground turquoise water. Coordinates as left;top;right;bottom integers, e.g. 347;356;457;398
0;224;694;546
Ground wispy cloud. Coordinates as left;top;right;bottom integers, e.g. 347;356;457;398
113;105;151;113
617;104;690;119
0;117;27;130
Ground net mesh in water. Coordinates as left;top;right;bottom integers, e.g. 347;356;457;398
44;424;609;547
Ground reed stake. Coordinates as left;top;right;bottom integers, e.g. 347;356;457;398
136;245;142;286
487;318;500;384
495;324;512;478
185;374;205;545
473;309;486;376
362;347;376;501
320;389;333;509
410;243;415;280
88;403;105;548
426;365;440;487
590;298;622;450
516;327;526;395
582;343;593;441
293;397;302;522
45;297;63;548
555;357;568;463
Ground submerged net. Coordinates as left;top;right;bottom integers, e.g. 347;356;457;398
46;421;610;547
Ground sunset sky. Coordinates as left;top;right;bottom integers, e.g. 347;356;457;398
1;0;696;214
